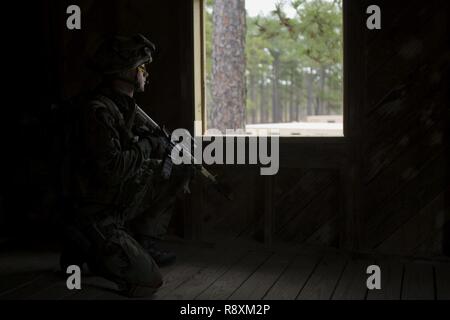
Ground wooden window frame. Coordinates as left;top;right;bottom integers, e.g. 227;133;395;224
189;0;366;247
192;0;361;152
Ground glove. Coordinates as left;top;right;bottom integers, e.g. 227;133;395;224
141;135;171;159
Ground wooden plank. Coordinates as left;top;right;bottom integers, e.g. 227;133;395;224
402;263;435;300
153;245;241;300
185;180;203;241
367;152;449;248
367;261;404;300
367;72;448;144
148;245;208;300
275;170;334;232
195;250;272;300
365;54;447;144
306;217;339;247
273;169;308;207
435;264;450;300
297;253;347;300
67;242;198;300
60;276;123;300
367;14;447;113
0;251;59;295
264;254;320;300
1;272;62;300
365;1;424;47
377;191;448;255
332;259;372;300
285;184;338;243
264;176;274;246
364;96;446;184
339;156;364;250
0;272;47;296
279;142;346;169
228;253;292;300
0;251;121;300
66;240;193;300
366;2;437;77
29;280;83;300
202;167;260;242
414;229;445;258
161;247;247;300
364;109;446;187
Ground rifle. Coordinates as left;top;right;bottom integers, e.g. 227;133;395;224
135;105;233;201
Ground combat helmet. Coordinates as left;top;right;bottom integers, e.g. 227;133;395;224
90;33;156;75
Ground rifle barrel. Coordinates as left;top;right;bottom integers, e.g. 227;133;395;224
135;105;233;200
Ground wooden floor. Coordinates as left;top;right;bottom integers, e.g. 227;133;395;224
1;239;449;300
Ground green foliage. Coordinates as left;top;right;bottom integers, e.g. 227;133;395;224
205;0;214;79
205;0;343;124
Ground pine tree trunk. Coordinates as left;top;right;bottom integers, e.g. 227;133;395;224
318;66;326;115
306;71;314;116
260;72;268;123
296;72;303;121
289;71;295;122
271;51;282;123
210;0;246;133
249;72;256;124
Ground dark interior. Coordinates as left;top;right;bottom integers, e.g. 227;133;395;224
0;0;449;300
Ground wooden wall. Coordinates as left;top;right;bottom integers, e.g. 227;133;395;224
1;0;448;259
197;0;450;259
38;0;195;130
0;0;197;240
360;0;450;256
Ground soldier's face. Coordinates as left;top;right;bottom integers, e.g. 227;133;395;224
136;64;149;92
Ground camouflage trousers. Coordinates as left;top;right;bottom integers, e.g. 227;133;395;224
62;164;191;297
126;163;190;240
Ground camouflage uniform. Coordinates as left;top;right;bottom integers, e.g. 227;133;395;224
60;34;189;297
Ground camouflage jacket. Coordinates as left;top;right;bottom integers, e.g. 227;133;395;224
74;86;163;220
